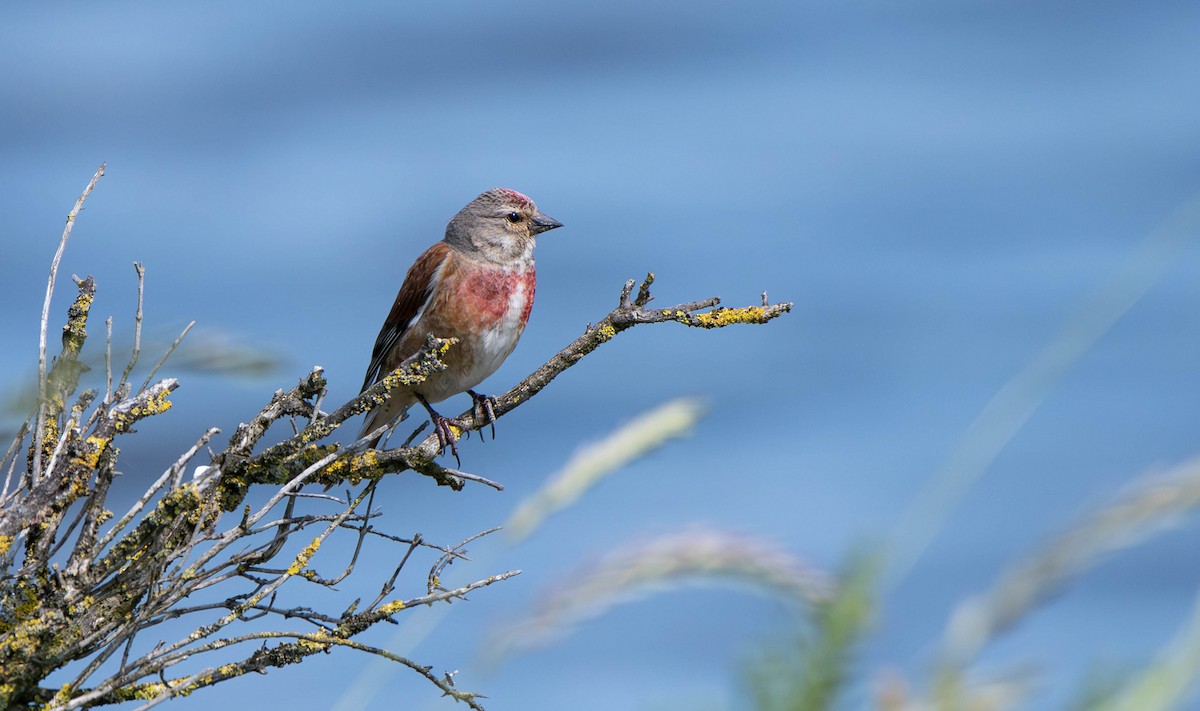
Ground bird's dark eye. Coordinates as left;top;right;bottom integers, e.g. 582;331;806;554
506;212;522;223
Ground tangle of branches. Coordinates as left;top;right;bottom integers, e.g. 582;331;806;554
0;165;792;709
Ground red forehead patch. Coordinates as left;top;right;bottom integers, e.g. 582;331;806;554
496;188;533;208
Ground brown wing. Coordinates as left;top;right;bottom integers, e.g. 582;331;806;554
360;241;451;393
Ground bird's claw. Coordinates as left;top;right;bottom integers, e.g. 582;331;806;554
467;390;497;441
416;394;466;464
431;413;466;466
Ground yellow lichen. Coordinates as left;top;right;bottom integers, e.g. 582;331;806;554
0;534;11;557
70;435;111;470
67;595;94;616
319;449;382;488
136;389;173;417
47;683;73;708
298;636;331;653
376;337;458;393
690;306;770;328
37;419;61;459
123;676;201;700
113;389;173;433
596;324;617;342
287;538;322;576
323;450;379;475
132;683;166;700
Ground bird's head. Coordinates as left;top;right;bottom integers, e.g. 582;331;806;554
445;188;563;263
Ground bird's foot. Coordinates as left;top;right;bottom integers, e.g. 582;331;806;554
430;413;466;465
467;389;498;441
416;394;465;465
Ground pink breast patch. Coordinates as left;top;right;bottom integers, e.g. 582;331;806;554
463;271;511;321
519;269;537;326
461;268;536;328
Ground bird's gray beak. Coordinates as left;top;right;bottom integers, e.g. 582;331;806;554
531;212;563;235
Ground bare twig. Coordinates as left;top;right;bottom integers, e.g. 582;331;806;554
33;163;105;483
428;527;501;595
367;533;424;610
104;317;114;405
0;420;30;505
119;262;145;389
139;320;193;393
168;427;220;490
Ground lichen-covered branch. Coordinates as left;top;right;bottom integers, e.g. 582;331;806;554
1;173;792;710
402;272;792;462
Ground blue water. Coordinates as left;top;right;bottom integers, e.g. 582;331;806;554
4;2;1200;709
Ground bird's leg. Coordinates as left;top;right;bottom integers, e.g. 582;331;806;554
415;394;465;465
467;390;498;441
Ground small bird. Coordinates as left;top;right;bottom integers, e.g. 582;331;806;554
358;188;563;459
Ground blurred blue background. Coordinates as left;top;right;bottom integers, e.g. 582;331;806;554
4;1;1200;709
